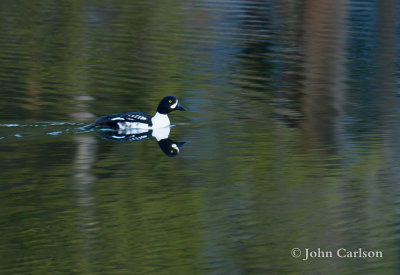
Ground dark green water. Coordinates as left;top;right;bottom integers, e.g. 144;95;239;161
1;0;400;274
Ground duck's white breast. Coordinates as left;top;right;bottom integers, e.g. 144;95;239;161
151;112;170;128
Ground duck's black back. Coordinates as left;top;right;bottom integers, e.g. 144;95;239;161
92;112;153;129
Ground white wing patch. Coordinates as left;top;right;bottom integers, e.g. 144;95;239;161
111;135;125;139
111;117;124;121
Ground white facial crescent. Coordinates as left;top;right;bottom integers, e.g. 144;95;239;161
171;144;179;152
171;100;178;109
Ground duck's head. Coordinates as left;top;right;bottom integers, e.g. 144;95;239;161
158;139;186;157
157;96;186;114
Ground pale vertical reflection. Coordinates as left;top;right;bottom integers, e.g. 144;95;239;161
72;136;97;204
70;73;98;273
70;95;96;121
377;1;400;188
300;0;348;148
72;135;99;273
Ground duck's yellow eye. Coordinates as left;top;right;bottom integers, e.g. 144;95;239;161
169;100;172;103
170;149;174;153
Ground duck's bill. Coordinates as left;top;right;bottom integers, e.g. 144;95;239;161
176;104;187;111
176;141;186;148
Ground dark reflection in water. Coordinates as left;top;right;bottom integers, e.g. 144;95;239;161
97;127;186;157
0;0;400;274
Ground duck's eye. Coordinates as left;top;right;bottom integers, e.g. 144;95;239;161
169;100;172;103
170;149;174;153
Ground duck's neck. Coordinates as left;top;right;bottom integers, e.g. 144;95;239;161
152;112;170;128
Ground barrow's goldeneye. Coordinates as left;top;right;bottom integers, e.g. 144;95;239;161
88;96;186;130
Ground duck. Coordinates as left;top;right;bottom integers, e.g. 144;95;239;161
88;96;186;130
96;126;186;157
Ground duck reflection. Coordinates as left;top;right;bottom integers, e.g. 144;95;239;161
96;126;186;157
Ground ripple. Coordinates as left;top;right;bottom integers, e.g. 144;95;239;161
0;0;399;274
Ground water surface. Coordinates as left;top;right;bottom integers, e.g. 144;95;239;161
1;0;400;274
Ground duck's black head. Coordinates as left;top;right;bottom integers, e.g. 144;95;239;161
157;96;186;114
158;139;186;157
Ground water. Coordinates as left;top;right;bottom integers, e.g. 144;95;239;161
1;0;400;274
